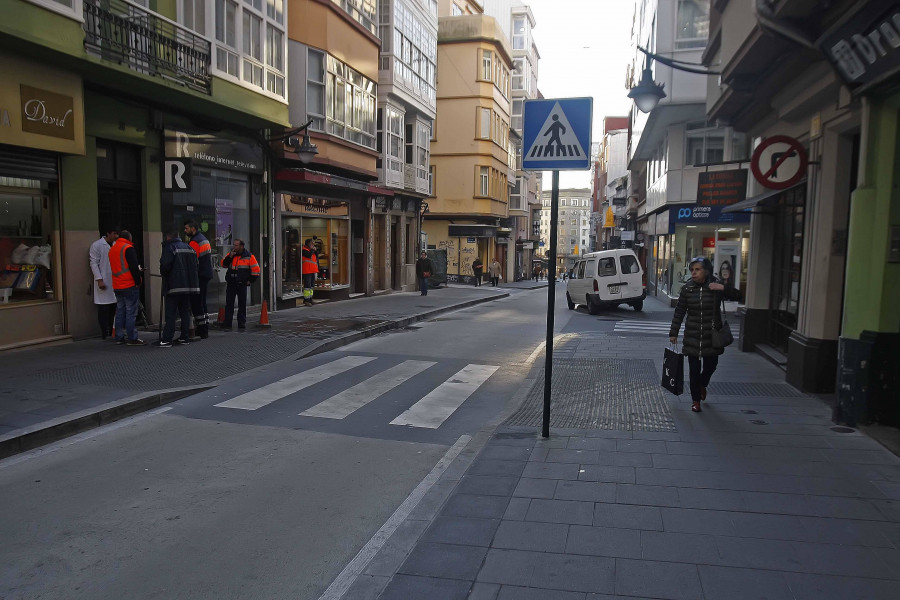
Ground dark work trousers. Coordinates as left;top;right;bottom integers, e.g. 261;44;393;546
473;269;482;286
162;294;192;342
96;302;115;338
419;276;428;295
190;277;211;325
687;355;719;402
223;281;248;327
491;276;499;286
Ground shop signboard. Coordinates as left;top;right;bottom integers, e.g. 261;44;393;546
165;129;264;174
280;194;349;217
448;225;496;238
697;169;747;207
671;204;750;230
818;2;900;93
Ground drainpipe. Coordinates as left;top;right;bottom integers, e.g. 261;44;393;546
753;0;817;50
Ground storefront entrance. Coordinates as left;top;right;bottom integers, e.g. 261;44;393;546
768;184;806;354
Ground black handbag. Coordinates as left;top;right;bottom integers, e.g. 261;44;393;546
661;343;684;396
711;296;734;349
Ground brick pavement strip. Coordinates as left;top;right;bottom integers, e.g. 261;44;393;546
366;327;900;600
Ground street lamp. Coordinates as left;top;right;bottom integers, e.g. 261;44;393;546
628;61;667;114
283;118;319;164
627;47;719;113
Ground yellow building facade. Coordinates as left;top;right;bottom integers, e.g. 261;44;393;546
427;10;513;282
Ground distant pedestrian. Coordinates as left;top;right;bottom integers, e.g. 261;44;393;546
532;265;539;281
220;239;260;330
669;256;741;413
301;237;318;306
489;258;501;286
89;224;119;339
184;220;212;338
415;251;433;296
108;229;145;346
158;231;200;347
472;257;483;286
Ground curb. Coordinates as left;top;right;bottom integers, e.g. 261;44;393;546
0;292;510;460
0;385;213;460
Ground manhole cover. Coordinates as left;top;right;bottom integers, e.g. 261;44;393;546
741;410;758;414
830;426;856;433
750;419;768;425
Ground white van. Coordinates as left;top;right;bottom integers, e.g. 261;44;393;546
565;249;646;314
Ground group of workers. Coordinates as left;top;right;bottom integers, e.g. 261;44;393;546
89;221;271;347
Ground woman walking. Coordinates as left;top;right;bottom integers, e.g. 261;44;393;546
669;257;741;413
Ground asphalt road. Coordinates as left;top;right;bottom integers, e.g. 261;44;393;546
0;285;680;600
0;285;584;600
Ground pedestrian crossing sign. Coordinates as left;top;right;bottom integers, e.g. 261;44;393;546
522;97;592;171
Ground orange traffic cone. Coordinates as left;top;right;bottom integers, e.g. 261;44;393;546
256;301;271;328
216;307;225;327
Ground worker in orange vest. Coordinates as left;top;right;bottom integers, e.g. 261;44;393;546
108;229;145;345
301;237;318;306
184;220;212;338
220;239;260;330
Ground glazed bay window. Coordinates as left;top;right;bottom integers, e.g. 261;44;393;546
416;122;429;182
212;0;285;97
511;98;522;131
478;167;490;197
391;0;437;109
386;107;404;176
331;0;377;36
480;50;493;82
512;58;525;92
675;0;710;49
182;0;207;35
479;107;491;139
684;121;747;166
307;49;326;131
323;55;376;149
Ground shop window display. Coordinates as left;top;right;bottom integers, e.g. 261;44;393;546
280;195;350;298
0;182;57;304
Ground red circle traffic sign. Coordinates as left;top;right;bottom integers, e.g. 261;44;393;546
750;135;808;190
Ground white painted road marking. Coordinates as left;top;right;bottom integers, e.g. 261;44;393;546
215;355;377;410
390;364;499;429
614;320;673;335
300;360;436;419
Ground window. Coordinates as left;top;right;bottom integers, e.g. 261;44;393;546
183;0;207;35
510;178;522;211
511;98;523;132
685;121;725;165
480;50;492;81
416;122;430;181
216;0;239;76
331;0;377;35
676;0;710;49
307;49;326;130
512;16;526;50
265;25;284;95
391;1;437;109
451;4;463;16
620;254;641;274
243;10;263;86
382;106;404;174
479;167;490;196
598;257;617;277
479;107;491;139
429;165;436;196
266;0;284;22
512;58;525;91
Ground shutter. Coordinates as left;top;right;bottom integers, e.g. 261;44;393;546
0;146;58;181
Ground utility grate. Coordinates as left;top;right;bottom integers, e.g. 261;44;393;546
706;382;804;397
506;358;676;432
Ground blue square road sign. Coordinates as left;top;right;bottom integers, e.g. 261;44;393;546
522;98;592;171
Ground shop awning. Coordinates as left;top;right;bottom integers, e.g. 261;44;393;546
722;179;806;213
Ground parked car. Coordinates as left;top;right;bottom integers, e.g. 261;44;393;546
565;249;646;314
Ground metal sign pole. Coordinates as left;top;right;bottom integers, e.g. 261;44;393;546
542;170;560;438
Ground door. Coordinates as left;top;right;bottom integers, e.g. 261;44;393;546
618;251;643;301
391;216;401;289
373;215;386;290
596;254;621;302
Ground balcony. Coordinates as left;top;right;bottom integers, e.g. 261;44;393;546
83;0;211;94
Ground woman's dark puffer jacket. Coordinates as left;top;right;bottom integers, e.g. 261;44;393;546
669;279;740;357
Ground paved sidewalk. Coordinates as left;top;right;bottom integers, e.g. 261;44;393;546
352;310;900;599
0;285;509;457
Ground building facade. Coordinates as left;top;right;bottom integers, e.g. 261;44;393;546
595;117;630;251
628;0;751;304
539;188;591;272
700;0;899;418
426;1;514;283
1;0;289;348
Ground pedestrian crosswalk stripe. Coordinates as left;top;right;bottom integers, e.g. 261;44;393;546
300;360;436;419
614;320;673;335
215;355;377;410
390;364;499;429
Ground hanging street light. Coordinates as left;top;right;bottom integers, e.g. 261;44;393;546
628;62;667;113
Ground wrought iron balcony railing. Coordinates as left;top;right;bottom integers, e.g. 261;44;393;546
83;0;211;94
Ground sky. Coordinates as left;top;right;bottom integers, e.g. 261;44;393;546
523;0;636;189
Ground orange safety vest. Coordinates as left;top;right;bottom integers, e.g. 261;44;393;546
301;248;318;275
189;237;211;258
221;252;261;280
109;238;137;290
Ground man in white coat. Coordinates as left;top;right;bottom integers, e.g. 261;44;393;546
89;225;119;339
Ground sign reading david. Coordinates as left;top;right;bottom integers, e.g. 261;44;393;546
20;85;75;140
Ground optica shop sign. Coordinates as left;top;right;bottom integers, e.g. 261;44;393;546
669;205;750;230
